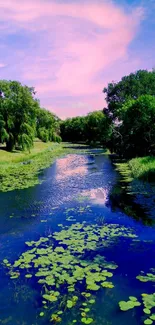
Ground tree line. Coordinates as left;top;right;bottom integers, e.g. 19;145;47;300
61;69;155;158
0;80;61;151
1;70;155;157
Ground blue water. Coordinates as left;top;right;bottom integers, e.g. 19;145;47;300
0;152;155;325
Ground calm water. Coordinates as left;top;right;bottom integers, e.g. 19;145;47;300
0;151;155;325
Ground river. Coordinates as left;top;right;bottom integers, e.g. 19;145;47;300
0;150;155;325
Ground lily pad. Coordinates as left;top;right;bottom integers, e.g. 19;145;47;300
143;309;151;315
144;319;153;325
81;317;94;324
67;300;73;308
39;312;44;317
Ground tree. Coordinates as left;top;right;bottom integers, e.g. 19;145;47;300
0;80;38;151
103;70;155;119
114;95;155;157
60;111;112;147
60;116;87;143
36;108;61;143
85;111;112;146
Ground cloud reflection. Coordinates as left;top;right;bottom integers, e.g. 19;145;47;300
80;187;108;205
55;155;88;181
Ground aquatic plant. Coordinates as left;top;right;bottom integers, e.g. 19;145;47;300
136;269;155;283
4;221;137;323
119;297;141;311
119;292;155;324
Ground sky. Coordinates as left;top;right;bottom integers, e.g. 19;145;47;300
0;0;155;118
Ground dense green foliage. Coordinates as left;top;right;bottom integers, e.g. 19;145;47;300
103;69;155;119
128;156;155;182
36;108;61;143
0;80;61;151
60;111;112;146
111;95;155;157
0;80;37;151
104;69;155;158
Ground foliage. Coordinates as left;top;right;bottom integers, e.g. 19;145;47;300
85;111;112;146
60;116;87;143
60;111;112;147
102;69;155;159
0;80;61;151
113;95;155;157
128;156;155;182
0;80;38;151
103;69;155;119
36;107;61;143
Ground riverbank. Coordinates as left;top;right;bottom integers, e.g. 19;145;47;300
115;156;155;183
128;156;155;181
0;141;72;192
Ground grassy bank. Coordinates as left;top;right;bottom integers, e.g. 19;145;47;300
0;141;70;192
115;156;155;183
128;156;155;182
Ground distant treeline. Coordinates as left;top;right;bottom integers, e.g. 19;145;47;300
60;110;112;147
61;70;155;158
0;80;61;151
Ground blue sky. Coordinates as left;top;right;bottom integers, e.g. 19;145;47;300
0;0;154;118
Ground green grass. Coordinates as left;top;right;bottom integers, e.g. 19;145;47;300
128;156;155;182
0;141;70;192
0;140;56;164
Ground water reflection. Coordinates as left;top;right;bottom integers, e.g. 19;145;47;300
81;187;108;205
55;155;88;181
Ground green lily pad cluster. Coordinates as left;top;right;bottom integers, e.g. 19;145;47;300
4;221;137;323
142;293;155;325
119;292;155;324
119;296;141;311
137;269;155;283
134;268;155;323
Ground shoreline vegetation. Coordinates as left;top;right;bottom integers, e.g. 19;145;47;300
128;156;155;182
0;141;70;192
115;156;155;183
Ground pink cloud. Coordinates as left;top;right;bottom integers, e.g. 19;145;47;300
0;0;144;118
0;63;7;68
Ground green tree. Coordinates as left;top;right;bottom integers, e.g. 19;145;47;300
60;116;87;143
60;111;112;147
0;80;38;151
103;70;155;119
114;95;155;157
36;108;61;143
85;111;112;146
